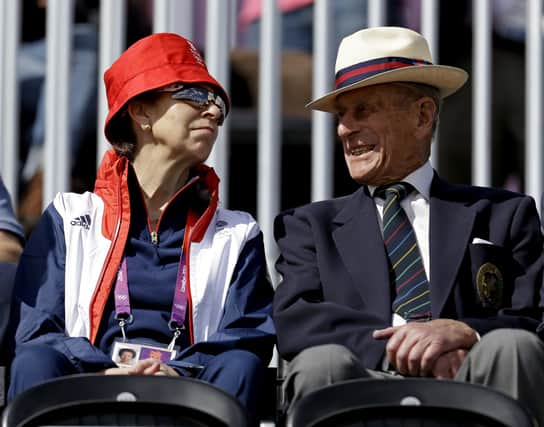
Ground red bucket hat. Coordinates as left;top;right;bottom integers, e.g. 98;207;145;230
103;32;230;142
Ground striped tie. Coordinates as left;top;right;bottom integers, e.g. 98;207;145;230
375;182;431;321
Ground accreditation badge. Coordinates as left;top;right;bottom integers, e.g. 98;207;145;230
111;339;177;367
476;262;503;309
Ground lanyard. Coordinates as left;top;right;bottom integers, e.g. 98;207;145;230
114;251;187;350
113;176;202;350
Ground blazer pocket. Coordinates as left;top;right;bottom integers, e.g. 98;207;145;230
469;243;511;310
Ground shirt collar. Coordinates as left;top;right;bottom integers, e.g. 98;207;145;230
368;161;433;200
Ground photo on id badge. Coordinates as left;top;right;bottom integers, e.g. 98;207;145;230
112;340;176;367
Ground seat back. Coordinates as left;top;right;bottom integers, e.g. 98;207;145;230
2;374;249;427
0;262;18;409
0;262;17;351
287;378;536;427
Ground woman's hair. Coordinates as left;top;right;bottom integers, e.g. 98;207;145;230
108;90;162;161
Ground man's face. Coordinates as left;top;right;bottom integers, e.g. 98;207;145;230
334;84;433;186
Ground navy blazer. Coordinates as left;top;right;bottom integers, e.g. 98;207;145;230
273;174;544;370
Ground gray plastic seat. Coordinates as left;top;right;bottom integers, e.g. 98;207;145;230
2;373;249;427
287;377;536;427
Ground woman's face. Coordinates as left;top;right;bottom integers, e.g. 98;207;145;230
134;85;224;166
119;350;134;363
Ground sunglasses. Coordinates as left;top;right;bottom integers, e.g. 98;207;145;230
161;85;227;125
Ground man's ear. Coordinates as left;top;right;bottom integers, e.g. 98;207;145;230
414;97;436;137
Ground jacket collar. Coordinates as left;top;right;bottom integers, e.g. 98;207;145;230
93;149;221;241
428;174;476;316
332;187;391;320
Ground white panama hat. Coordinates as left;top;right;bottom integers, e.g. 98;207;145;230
306;26;468;112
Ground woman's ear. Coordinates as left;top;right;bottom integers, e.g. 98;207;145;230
127;100;152;132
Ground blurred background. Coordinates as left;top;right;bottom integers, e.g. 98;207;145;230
0;0;542;272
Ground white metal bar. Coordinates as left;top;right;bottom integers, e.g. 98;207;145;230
97;0;126;167
312;0;334;201
43;0;74;208
421;0;440;168
472;0;492;187
206;0;231;207
229;0;238;48
421;0;439;59
153;0;193;38
525;0;543;208
258;0;282;285
368;0;386;27
0;1;21;200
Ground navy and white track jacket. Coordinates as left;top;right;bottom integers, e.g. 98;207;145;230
9;150;275;373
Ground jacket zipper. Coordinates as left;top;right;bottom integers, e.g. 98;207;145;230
146;176;201;246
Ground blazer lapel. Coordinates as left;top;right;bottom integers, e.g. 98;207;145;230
429;175;476;317
333;187;391;317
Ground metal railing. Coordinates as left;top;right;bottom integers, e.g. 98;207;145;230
1;0;543;276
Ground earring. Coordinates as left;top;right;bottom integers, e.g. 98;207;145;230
141;123;151;131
